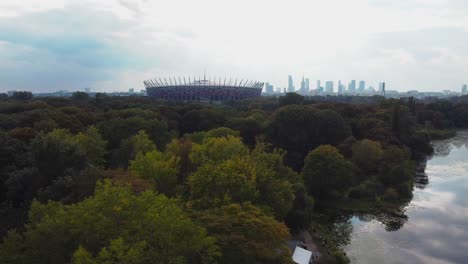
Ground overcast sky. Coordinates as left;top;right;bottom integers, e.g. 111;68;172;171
1;0;468;93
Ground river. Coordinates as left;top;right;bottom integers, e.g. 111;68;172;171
344;131;468;264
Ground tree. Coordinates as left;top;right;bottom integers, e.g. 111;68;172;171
129;150;179;196
97;117;169;151
75;126;107;167
0;180;220;264
303;145;355;199
71;92;90;102
189;136;249;168
193;203;292;264
226;118;263;147
279;92;304;106
31;129;88;197
188;153;294;218
11;91;32;101
351;139;383;173
268;106;350;170
113;130;157;168
180;108;226;134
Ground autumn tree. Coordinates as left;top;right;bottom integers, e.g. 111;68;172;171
193;203;292;264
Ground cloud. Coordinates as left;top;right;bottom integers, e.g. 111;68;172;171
0;3;196;92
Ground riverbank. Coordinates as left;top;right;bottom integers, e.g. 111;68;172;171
343;132;468;263
419;128;457;140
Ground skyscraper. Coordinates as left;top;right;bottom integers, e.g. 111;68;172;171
288;75;295;92
300;77;306;95
325;81;334;94
265;82;274;93
338;80;344;94
305;78;310;94
358;80;365;92
316;80;321;91
349;80;356;92
462;84;467;94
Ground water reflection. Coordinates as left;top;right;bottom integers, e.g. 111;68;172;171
344;131;468;264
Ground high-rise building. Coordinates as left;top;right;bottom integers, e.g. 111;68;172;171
85;87;91;93
305;78;310;94
358;80;365;92
265;82;274;93
338;80;344;94
300;77;306;95
316;80;321;91
325;81;334;94
349;80;356;92
288;75;295;92
462;84;467;94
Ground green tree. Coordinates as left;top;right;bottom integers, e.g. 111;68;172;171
11;91;32;101
188;153;294;218
113;130;157;168
129;150;178;196
189;136;249;168
71;92;90;102
278;92;304;106
31;129;88;199
268;106;350;170
351;139;383;173
193;203;292;264
0;180;220;264
303;145;355;199
75;126;107;167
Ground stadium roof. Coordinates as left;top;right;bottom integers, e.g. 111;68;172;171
143;77;264;89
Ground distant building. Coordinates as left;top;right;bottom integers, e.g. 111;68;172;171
462;84;467;94
305;78;310;94
349;80;356;92
129;88;135;94
316;80;321;91
338;80;344;94
325;81;334;94
300;77;306;95
265;82;274;93
358;80;365;92
288;75;295;92
7;91;17;97
85;87;91;93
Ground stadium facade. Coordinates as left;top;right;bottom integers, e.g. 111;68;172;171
144;77;263;102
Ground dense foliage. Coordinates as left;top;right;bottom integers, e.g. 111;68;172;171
1;93;468;263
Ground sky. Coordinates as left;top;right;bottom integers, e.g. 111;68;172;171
1;0;468;93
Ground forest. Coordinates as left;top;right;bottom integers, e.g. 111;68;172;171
1;91;468;264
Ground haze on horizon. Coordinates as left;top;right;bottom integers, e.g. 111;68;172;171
1;0;468;93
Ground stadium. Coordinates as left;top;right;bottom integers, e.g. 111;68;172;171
144;76;263;102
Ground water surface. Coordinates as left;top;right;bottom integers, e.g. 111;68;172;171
344;131;468;264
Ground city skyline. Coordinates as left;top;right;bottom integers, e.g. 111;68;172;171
261;76;467;97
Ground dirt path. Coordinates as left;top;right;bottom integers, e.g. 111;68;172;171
299;230;319;252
